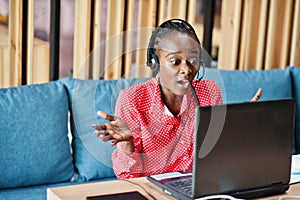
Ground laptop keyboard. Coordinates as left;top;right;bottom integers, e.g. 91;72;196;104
166;177;193;196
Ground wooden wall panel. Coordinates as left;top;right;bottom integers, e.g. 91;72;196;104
218;0;242;70
73;0;91;79
157;0;167;25
26;0;50;85
8;0;23;87
187;0;197;25
0;24;9;88
26;0;34;84
167;0;187;20
238;0;268;70
123;0;135;79
104;0;124;80
91;0;102;80
187;0;204;54
0;42;9;88
32;40;50;83
4;0;299;86
0;2;49;88
290;0;300;66
135;0;156;78
264;0;293;69
219;0;298;70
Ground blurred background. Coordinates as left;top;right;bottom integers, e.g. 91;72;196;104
0;0;299;88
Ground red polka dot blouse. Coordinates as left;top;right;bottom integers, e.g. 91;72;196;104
112;76;223;179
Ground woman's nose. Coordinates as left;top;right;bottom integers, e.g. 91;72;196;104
179;62;192;74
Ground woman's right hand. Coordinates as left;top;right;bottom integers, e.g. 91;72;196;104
92;111;134;154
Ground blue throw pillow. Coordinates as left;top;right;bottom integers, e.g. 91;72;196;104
0;81;74;189
289;66;300;154
61;78;148;181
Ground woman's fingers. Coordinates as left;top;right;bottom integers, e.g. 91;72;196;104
91;123;106;131
94;129;113;141
250;88;262;102
97;111;116;121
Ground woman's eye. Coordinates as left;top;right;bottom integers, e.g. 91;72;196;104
170;59;181;65
190;59;198;66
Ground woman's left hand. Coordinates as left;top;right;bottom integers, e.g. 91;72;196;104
250;88;262;102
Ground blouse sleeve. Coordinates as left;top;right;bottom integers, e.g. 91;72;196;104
195;80;224;106
209;81;223;105
111;89;144;179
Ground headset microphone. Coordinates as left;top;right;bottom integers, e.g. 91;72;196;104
195;59;205;82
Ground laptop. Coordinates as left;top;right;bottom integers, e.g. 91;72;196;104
147;99;295;200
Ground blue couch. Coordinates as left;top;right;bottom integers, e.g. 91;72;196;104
0;66;299;200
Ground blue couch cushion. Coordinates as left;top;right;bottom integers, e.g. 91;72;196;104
203;68;293;103
0;81;74;189
61;78;147;181
289;66;300;154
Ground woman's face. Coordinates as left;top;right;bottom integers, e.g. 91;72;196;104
156;31;200;97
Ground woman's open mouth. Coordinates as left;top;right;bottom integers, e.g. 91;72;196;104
177;79;190;89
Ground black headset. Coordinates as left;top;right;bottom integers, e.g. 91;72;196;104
146;18;205;81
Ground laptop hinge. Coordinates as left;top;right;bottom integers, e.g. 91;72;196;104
271;182;284;190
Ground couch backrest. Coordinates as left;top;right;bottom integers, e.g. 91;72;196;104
63;66;300;183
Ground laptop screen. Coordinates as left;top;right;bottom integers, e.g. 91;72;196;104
193;99;295;198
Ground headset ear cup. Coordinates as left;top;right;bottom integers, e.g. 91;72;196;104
146;47;159;71
150;55;159;71
148;55;159;76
